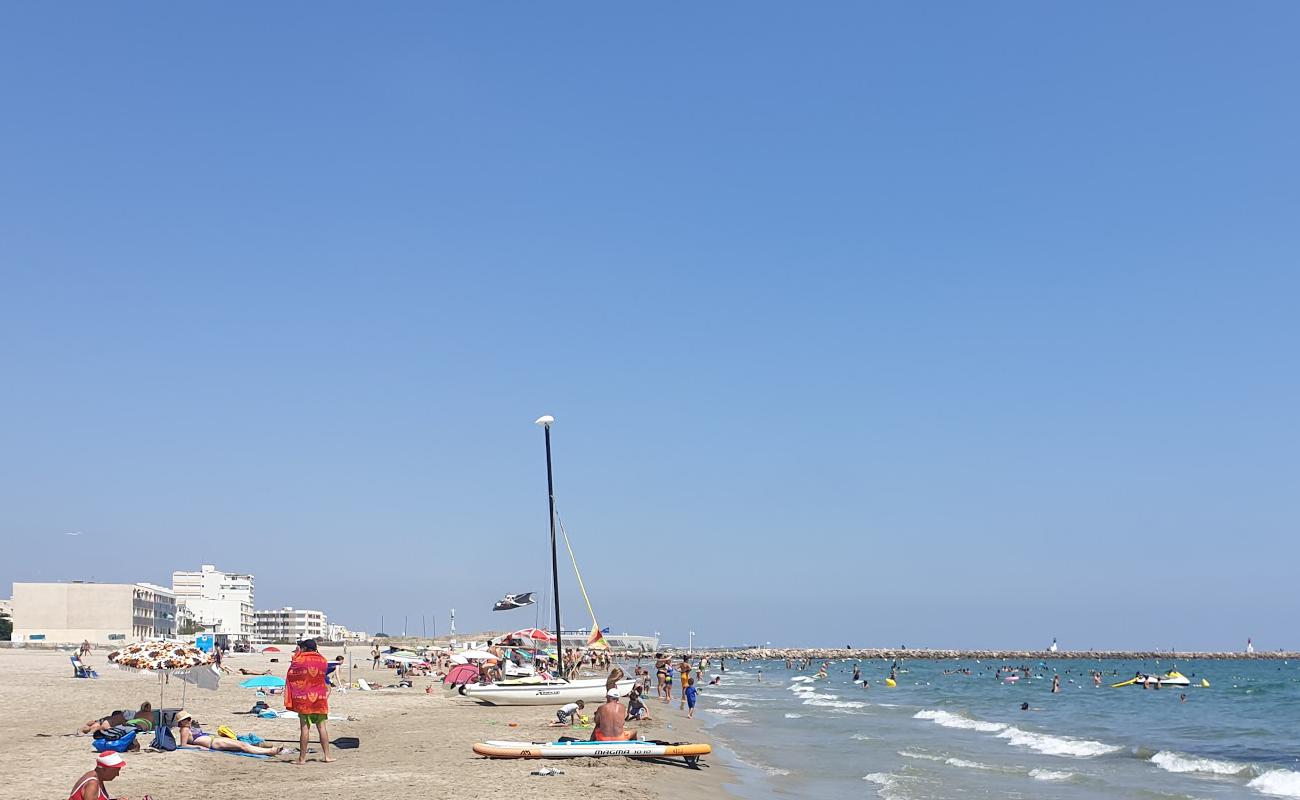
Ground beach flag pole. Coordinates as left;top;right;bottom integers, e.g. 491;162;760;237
536;414;564;679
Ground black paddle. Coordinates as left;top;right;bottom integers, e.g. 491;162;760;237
260;737;360;749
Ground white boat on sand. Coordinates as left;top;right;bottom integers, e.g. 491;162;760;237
462;676;638;705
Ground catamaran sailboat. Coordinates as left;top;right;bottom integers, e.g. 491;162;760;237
461;416;636;706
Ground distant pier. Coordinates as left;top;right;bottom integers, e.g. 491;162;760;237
695;648;1297;661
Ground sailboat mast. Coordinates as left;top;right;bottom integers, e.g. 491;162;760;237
540;416;564;679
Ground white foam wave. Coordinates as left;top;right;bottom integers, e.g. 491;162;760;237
913;709;1007;732
1249;770;1300;799
899;750;944;762
946;757;997;771
899;751;997;771
704;692;756;701
803;696;867;710
863;772;905;799
707;708;745;716
761;765;791;776
783;713;803;719
790;675;814;683
1151;751;1254;776
851;733;875;740
716;699;751;708
788;684;816;693
996;726;1121;758
1029;768;1074;782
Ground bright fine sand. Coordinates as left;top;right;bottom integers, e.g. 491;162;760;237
5;648;732;800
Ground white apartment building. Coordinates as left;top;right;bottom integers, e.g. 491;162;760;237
327;623;368;642
11;581;176;644
253;607;328;644
171;565;254;641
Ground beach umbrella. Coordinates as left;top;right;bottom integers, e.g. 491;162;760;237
107;641;218;707
508;628;556;644
239;675;286;689
262;646;281;653
449;649;496;664
383;654;424;664
108;641;213;672
444;663;481;686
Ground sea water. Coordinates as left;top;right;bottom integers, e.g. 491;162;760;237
686;658;1300;799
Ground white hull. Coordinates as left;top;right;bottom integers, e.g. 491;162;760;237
462;677;637;706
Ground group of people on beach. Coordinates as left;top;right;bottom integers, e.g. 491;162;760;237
652;652;706;717
64;637;341;800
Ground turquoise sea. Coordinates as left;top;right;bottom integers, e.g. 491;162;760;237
691;658;1300;800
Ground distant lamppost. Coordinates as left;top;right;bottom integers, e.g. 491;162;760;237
689;630;695;654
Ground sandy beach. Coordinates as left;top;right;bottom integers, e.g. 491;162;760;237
6;647;733;800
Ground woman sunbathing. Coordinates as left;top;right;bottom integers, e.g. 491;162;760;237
238;668;272;676
176;711;283;756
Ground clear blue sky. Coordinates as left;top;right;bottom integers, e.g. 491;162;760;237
2;3;1297;650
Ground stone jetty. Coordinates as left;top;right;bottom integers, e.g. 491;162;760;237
693;648;1297;661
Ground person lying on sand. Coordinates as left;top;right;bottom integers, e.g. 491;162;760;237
80;702;151;735
176;711;284;756
80;711;127;736
238;668;272;676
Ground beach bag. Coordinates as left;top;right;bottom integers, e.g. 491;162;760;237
216;725;237;739
149;727;178;752
93;730;137;753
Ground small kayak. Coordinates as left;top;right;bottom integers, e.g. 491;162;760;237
473;739;711;760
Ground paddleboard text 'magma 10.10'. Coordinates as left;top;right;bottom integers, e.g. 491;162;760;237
473;739;711;761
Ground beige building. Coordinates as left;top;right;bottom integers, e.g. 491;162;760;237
11;582;177;645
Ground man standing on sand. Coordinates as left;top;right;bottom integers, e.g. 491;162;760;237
592;688;636;741
286;639;335;765
68;752;129;800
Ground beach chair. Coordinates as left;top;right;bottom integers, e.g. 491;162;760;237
71;656;98;678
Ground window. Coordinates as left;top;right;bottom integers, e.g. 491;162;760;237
29;634;46;640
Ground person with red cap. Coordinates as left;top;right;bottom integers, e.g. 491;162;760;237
68;753;128;800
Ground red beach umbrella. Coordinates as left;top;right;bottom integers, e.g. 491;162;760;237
508;628;556;644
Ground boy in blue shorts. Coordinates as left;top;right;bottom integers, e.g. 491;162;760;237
684;676;697;718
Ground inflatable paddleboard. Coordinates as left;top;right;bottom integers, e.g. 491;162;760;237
473;739;711;760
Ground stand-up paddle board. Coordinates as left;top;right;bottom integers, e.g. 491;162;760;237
473;739;711;762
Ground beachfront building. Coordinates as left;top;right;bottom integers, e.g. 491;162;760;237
10;581;177;645
171;564;254;642
253;607;328;644
327;623;368;642
0;597;12;618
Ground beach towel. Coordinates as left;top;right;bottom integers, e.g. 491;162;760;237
284;651;330;715
179;747;270;759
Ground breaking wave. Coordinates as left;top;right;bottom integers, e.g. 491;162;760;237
913;709;1007;733
996;726;1121;758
